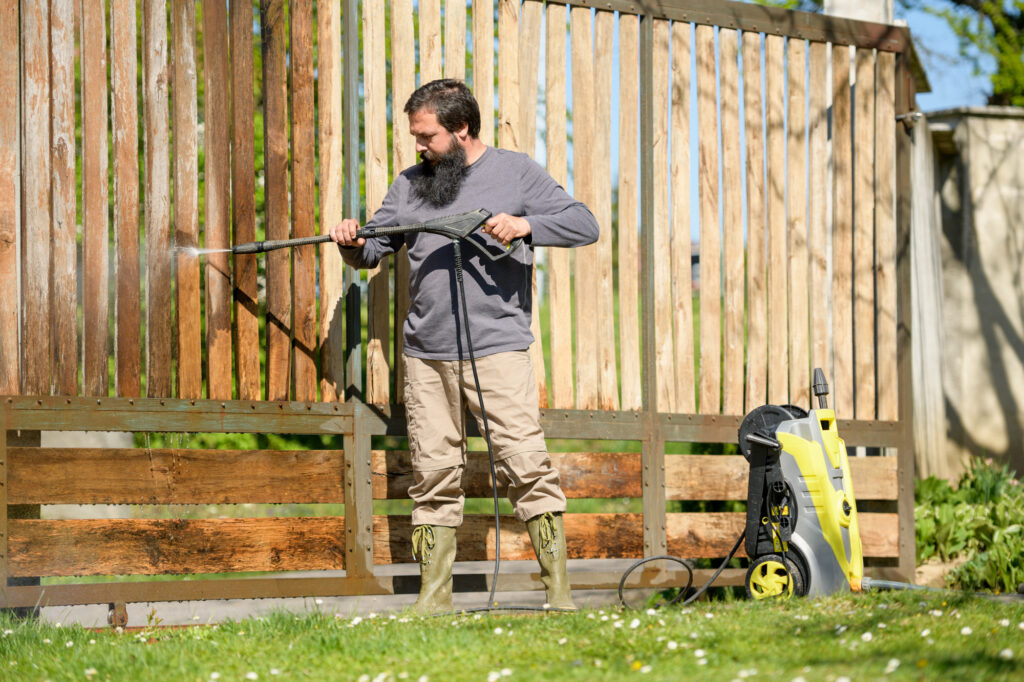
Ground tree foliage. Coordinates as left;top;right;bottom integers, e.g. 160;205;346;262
755;0;1024;106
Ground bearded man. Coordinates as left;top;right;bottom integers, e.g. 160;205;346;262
330;79;598;615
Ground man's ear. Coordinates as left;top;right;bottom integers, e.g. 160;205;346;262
455;123;470;142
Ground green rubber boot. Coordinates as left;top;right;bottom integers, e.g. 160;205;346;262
411;525;456;616
526;512;577;610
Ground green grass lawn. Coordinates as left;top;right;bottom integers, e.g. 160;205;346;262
3;590;1021;681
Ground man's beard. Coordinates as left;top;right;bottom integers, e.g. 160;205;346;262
410;136;467;208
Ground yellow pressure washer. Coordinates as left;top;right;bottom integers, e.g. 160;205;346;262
738;368;864;599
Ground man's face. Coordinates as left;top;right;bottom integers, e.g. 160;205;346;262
409;109;462;164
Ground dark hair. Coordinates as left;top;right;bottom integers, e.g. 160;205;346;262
403;79;481;139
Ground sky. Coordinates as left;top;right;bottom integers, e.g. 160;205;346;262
897;6;994;111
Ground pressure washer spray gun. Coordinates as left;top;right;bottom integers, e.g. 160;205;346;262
230;208;522;260
738;368;865;599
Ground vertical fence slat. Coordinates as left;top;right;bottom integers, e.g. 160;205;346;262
520;0;548;407
719;28;743;416
291;0;316;402
571;6;598;409
318;0;345;403
174;0;200;400
696;24;720;415
51;0;77;395
23;0;52;395
420;0;441;81
204;0;232;400
670;20;693;414
473;0;495;145
498;0;521;151
444;0;466;80
391;0;416;403
651;18;673;412
875;50;898;421
854;47;876;420
111;0;140;398
832;45;854;418
743;31;766;412
764;34;787;405
786;38;809;407
143;0;171;398
231;0;259;401
546;3;573;409
0;0;18;395
261;0;290;401
593;11;617;411
808;41;830;379
617;12;641;411
364;0;390;405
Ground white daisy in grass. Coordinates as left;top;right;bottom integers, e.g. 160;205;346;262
861;632;873;642
999;649;1013;660
667;641;678;650
884;658;900;674
960;626;973;635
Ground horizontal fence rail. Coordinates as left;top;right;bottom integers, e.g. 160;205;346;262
1;0;916;613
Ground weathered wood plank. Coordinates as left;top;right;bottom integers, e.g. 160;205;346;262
665;453;899;501
364;0;390;404
262;0;290;401
390;0;416;403
743;31;767;412
9;518;347;577
374;513;645;563
51;0;78;396
8;448;345;505
22;0;53;395
498;0;521;151
473;0;495;145
786;38;809;407
174;0;201;400
232;0;259;401
370;450;643;500
652;18;674;412
667;512;898;558
808;41;830;380
669;21;694;415
546;3;573;409
764;34;787;405
875;51;898;421
111;0;141;398
571;7;598;408
854;48;876;420
0;0;19;394
204;0;233;400
520;0;548;408
696;24;720;414
444;0;466;80
420;0;441;81
720;28;743;416
832;45;854;418
593;11;617;411
318;0;346;403
143;0;172;398
618;13;641;411
291;0;317;402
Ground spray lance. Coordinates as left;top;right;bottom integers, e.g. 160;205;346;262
230;208;522;260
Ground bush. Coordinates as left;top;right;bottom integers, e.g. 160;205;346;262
916;457;1023;594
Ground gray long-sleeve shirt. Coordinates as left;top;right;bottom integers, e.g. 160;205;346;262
341;147;599;360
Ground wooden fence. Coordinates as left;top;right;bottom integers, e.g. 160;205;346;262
0;0;918;613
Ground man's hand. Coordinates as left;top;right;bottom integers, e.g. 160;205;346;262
482;213;530;247
330;218;365;248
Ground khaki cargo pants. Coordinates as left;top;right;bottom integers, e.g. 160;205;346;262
403;350;567;527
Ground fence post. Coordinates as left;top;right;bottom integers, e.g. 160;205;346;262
639;11;666;558
344;403;374;579
894;50;917;583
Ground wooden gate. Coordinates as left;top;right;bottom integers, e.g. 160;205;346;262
0;0;919;611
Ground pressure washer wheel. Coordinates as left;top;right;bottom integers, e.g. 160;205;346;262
745;554;806;600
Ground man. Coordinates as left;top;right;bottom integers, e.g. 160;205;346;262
330;79;598;615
